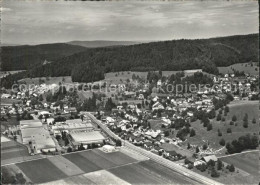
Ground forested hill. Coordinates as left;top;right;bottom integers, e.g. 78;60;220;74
1;43;87;71
68;40;140;48
1;34;258;88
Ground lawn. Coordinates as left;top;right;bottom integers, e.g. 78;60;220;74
183;101;259;153
218;62;259;75
16;158;68;184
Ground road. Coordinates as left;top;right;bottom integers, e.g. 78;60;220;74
86;112;223;185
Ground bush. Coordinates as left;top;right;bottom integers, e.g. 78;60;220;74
211;168;220;178
252;118;256;124
221;117;225;122
227;128;232;133
227;164;236;172
202;144;208;150
67;147;72;153
230;121;234;125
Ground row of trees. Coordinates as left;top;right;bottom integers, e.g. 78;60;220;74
226;134;259;154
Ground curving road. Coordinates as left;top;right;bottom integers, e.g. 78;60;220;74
86;112;223;185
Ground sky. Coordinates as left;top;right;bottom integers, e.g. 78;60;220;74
1;0;259;45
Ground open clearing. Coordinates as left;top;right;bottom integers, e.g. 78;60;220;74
218;62;259;75
184;101;259;152
18;76;72;85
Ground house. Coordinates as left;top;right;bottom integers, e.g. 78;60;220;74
152;102;164;111
138;94;145;100
124;91;136;98
234;96;240;101
194;160;206;167
143;141;153;149
201;155;218;163
64;107;77;114
102;145;116;153
1;93;11;99
163;150;177;158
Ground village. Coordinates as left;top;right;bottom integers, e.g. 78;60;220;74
1;69;259;180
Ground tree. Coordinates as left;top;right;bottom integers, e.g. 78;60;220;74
217;129;222;136
252;118;256;124
243;120;248;128
67;147;72;153
195;146;200;153
207;123;213;131
229;164;235;172
232;115;237;122
202;144;208;150
116;139;122;146
221;117;225;122
190;129;196;137
164;130;170;137
38;94;43;101
187;142;191;149
219;138;225;146
230;121;234;125
224;106;229;113
217;160;223;170
216;114;221;121
227;128;232;133
243;113;248;122
211;168;220;178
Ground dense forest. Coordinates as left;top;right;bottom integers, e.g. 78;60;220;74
1;43;87;71
1;34;258;89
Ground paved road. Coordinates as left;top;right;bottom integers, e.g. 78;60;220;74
86;112;223;185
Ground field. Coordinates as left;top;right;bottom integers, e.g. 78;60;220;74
218;62;259;75
2;148;199;184
1;136;43;165
220;151;259;184
108;160;196;184
192;151;259;184
183;101;259;153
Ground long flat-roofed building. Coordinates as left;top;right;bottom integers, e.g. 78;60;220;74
20;120;56;153
70;130;105;146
